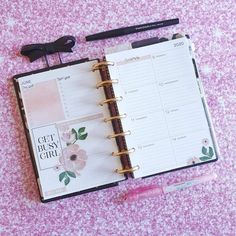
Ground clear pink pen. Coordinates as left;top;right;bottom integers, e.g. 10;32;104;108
124;173;217;202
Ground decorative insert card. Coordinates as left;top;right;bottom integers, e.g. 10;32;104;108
17;60;125;200
106;37;218;178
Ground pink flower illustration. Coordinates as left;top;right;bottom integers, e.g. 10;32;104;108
202;138;209;146
187;156;200;165
61;130;76;144
59;144;87;175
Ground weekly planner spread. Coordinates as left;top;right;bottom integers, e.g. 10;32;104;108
13;35;218;201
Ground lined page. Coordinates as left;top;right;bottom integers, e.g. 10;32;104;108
106;37;217;178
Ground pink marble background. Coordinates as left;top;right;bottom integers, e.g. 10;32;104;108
0;0;235;235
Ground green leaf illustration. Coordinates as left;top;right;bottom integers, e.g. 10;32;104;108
78;127;86;134
66;171;76;178
199;156;211;161
59;172;66;182
202;146;208;155
209;147;214;157
79;133;88;140
72;128;78;140
64;177;70;186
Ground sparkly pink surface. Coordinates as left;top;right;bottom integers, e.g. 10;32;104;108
0;1;236;235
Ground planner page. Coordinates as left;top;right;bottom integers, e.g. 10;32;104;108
16;60;125;201
106;37;218;178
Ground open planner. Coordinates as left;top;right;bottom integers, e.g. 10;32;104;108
13;35;218;202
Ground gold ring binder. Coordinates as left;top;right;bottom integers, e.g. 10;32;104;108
112;148;135;156
96;79;119;89
115;165;140;174
99;96;123;106
107;131;131;139
92;61;114;71
104;113;127;122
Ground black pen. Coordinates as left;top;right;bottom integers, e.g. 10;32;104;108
86;18;179;41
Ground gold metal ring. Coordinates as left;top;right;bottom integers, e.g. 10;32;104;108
99;96;123;106
104;114;127;122
115;165;140;174
96;79;118;89
107;131;131;139
112;148;135;156
92;61;114;71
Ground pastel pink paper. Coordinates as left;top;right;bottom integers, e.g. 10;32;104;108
22;79;65;126
1;0;236;235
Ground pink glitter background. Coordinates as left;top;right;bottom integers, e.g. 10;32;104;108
0;1;235;235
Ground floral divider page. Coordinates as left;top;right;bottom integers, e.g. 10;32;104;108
16;60;126;201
